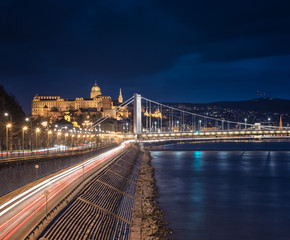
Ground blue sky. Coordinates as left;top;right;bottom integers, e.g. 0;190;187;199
1;0;290;113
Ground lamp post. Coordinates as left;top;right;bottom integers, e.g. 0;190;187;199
25;117;32;152
35;128;40;150
77;134;81;148
22;126;28;155
6;123;12;156
198;120;202;131
245;118;247;130
177;120;179;132
4;112;12;122
65;133;69;151
44;190;49;217
126;122;129;133
57;132;61;152
72;134;75;148
35;164;39;178
47;130;52;153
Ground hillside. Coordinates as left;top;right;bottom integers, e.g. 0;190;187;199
167;98;290;114
210;98;290;113
0;85;26;124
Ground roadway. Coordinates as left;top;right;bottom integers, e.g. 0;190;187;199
0;141;132;240
0;144;116;164
0;144;102;162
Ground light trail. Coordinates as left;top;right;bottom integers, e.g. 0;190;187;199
0;140;133;239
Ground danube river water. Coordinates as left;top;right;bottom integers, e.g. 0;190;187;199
151;141;290;240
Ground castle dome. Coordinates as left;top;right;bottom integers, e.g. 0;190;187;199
90;82;102;98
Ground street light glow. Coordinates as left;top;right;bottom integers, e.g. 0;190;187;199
6;123;12;128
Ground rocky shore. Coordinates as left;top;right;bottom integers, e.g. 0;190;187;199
130;151;171;240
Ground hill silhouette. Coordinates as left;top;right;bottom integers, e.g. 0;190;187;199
0;85;26;126
208;98;290;113
169;98;290;113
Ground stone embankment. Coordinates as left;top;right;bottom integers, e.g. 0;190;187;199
130;151;171;240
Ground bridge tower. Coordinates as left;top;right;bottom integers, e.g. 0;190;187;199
134;93;142;134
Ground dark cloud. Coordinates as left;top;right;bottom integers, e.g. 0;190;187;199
1;0;290;113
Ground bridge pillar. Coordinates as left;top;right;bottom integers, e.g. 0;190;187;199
134;93;142;134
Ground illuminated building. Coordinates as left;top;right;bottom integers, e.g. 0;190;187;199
143;107;165;119
32;82;128;120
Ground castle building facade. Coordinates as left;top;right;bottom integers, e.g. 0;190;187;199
32;82;126;120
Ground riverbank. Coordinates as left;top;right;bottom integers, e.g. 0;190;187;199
130;151;171;240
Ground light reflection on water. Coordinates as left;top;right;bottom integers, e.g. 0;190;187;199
151;142;290;240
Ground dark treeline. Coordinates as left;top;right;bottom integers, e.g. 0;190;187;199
0;85;26;150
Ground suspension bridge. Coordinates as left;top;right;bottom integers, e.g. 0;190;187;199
91;94;290;141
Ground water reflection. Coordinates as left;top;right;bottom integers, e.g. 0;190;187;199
192;151;202;170
151;144;290;240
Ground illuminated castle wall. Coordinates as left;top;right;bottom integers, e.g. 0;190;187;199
32;82;125;119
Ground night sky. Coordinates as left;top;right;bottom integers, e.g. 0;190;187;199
1;0;290;113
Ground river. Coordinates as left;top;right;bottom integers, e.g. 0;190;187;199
151;141;290;240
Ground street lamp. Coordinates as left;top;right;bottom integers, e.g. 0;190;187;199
72;134;75;147
47;130;52;151
57;132;61;150
245;118;247;130
22;126;28;154
65;133;69;150
198;120;202;131
268;117;271;126
25;117;33;151
4;112;12;122
36;128;40;150
6;123;12;156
